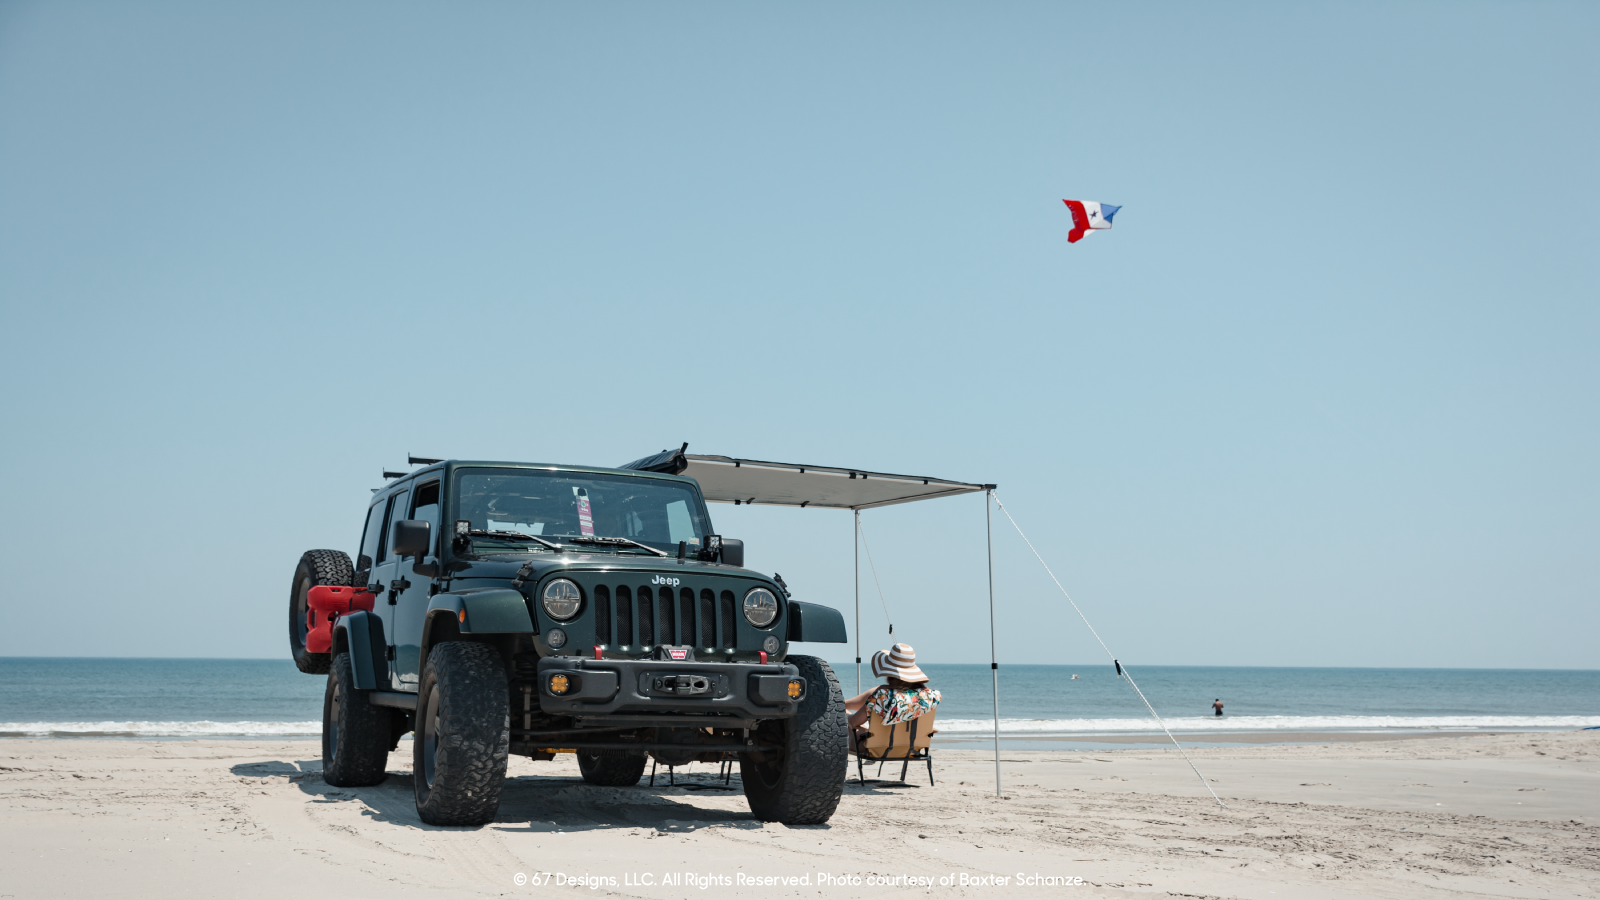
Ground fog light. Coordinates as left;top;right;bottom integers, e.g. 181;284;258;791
547;628;567;649
786;680;802;700
549;674;570;695
762;635;779;654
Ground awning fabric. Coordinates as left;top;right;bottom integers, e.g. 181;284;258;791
621;447;990;510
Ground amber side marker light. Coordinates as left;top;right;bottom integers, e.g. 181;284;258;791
787;680;803;700
457;609;467;624
549;674;570;695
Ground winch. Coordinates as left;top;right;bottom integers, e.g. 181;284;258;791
651;674;711;695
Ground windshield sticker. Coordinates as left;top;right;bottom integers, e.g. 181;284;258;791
574;487;595;537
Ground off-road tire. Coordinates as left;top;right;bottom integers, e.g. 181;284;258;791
576;750;647;787
413;642;509;826
740;655;847;824
322;652;392;787
290;549;353;675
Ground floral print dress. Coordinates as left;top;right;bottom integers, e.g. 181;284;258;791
865;685;941;726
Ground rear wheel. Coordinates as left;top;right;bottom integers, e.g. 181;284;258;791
577;750;647;786
322;652;393;786
289;549;353;675
740;655;847;824
413;642;509;826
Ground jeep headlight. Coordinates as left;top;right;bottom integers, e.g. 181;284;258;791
743;587;779;629
541;578;582;621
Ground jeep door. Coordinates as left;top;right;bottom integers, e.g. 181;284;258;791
370;485;409;690
388;478;440;690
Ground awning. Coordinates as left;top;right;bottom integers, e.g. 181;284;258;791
622;442;1005;797
621;446;991;510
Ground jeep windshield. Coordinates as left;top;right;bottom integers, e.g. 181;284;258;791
451;468;712;555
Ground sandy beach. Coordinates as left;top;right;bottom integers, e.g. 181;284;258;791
1;730;1594;899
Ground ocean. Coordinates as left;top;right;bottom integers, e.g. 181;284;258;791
0;658;1595;739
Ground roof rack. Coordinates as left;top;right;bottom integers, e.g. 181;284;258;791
382;470;407;480
409;455;444;465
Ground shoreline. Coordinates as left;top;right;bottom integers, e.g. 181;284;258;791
935;728;1563;746
2;726;1588;745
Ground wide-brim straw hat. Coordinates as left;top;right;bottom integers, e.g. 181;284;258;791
870;643;928;684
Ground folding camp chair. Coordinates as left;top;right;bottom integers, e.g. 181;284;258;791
850;708;936;786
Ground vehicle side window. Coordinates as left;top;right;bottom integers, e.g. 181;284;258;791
410;481;441;556
358;501;387;570
375;490;408;564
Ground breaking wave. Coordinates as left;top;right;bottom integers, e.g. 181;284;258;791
935;715;1600;734
0;721;322;737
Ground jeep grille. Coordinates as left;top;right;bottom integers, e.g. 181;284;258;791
591;583;737;650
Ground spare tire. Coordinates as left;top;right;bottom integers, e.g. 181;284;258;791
289;549;353;675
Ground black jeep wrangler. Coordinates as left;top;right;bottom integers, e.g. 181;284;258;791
288;456;850;827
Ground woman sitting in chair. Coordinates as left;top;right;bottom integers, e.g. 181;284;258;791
846;643;941;743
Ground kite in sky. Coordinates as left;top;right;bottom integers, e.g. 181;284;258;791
1062;199;1121;243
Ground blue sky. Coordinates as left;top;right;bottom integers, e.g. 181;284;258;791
0;1;1594;668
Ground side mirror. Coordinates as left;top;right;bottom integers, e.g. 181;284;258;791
393;520;431;559
719;538;744;568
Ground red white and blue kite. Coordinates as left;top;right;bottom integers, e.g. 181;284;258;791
1062;199;1120;243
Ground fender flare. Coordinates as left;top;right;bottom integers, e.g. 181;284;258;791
429;588;535;633
331;610;388;691
787;601;848;643
420;588;536;666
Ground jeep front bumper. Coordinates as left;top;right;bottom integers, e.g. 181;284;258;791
535;656;805;722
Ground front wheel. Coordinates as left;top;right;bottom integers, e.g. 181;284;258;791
323;652;393;787
413;642;509;826
740;655;847;824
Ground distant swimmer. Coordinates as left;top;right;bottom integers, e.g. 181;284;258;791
1213;698;1224;717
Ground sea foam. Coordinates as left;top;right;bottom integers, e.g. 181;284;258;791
934;714;1600;733
0;721;322;737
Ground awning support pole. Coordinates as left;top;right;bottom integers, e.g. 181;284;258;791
986;489;1000;797
854;508;861;696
